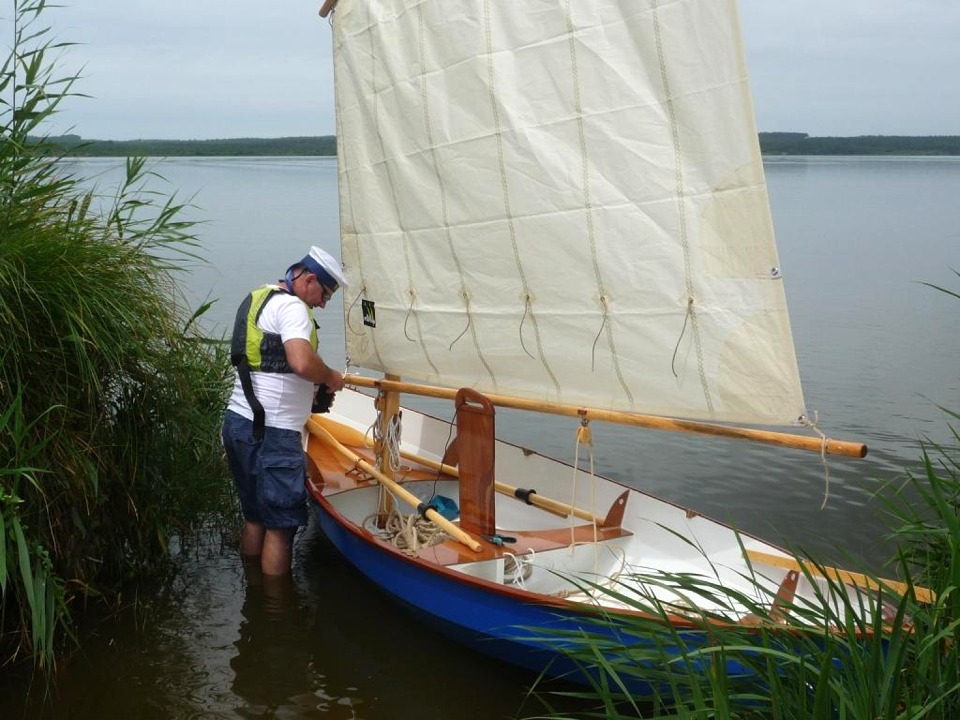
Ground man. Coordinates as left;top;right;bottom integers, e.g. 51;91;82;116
222;246;347;575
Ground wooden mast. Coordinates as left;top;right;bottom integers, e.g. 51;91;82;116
374;373;401;525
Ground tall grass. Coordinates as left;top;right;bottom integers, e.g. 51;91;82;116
1;0;233;669
530;559;953;718
530;280;960;719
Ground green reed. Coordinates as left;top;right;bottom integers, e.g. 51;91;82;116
530;281;960;719
531;509;957;718
1;0;234;669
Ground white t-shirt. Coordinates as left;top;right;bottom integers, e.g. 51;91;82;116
227;288;317;432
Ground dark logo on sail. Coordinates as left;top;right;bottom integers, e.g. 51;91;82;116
362;299;376;328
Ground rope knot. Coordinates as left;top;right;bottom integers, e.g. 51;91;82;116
576;414;592;445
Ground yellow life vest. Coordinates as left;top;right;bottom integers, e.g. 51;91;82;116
229;285;317;439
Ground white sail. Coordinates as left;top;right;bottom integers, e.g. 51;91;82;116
332;0;806;426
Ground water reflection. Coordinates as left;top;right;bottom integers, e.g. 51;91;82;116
231;560;326;718
287;520;565;720
0;526;565;719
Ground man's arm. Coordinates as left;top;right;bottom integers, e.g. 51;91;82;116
283;338;344;390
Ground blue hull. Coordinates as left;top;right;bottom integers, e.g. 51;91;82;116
310;497;714;691
313;500;581;677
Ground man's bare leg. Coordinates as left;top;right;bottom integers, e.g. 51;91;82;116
261;527;294;575
241;519;265;557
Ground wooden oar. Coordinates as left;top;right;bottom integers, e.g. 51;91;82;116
343;375;868;459
746;550;936;604
306;418;483;553
310;414;605;525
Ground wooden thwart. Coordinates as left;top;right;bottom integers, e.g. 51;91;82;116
746;550;936;605
344;374;867;458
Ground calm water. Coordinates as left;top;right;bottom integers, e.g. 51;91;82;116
4;156;959;718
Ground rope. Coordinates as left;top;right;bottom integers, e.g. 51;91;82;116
504;550;535;588
370;400;403;473
344;288;366;336
363;508;449;556
801;412;832;509
571;415;599;572
386;412;402;471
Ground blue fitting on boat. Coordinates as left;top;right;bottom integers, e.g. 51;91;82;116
427;494;460;520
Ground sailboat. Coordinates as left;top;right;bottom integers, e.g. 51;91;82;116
306;0;924;688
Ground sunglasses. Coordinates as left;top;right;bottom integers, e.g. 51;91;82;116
292;268;337;302
320;273;340;301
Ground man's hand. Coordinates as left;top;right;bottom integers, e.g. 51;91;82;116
325;368;345;392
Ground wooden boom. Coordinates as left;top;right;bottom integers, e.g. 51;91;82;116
343;375;868;459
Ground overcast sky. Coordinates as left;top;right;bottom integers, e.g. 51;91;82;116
17;0;960;140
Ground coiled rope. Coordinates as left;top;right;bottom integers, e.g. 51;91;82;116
363;507;449;555
369;404;403;473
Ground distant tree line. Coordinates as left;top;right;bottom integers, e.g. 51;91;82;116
33;132;959;157
41;134;337;157
759;132;959;155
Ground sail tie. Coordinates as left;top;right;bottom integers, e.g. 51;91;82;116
397;285;441;377
448;288;472;351
344;284;366;335
590;295;608;372
518;293;537;360
671;296;694;378
402;287;417;342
